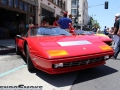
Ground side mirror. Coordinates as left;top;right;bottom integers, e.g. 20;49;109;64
16;35;22;38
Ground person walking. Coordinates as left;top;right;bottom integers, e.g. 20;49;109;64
113;13;120;49
58;12;72;32
113;13;120;59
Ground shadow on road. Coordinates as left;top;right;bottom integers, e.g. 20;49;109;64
72;65;118;85
0;45;15;55
30;65;117;87
34;70;79;87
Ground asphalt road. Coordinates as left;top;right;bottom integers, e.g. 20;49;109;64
0;50;79;90
70;55;120;90
0;48;120;90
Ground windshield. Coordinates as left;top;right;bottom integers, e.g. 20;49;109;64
30;27;71;36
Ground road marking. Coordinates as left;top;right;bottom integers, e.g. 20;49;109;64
0;64;27;77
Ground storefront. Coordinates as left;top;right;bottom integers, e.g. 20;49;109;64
39;3;55;25
0;8;26;38
0;0;38;38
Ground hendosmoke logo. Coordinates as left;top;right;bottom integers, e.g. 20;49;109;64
0;84;43;90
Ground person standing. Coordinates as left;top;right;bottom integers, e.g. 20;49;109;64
113;13;120;59
109;27;114;39
103;26;109;35
29;21;34;28
113;13;120;49
58;12;72;32
53;16;59;26
19;21;25;35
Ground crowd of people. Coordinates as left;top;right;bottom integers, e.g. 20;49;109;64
102;13;120;59
41;11;73;33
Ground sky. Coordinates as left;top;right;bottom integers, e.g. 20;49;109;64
87;0;120;30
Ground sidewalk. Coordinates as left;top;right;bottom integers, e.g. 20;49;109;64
0;39;15;55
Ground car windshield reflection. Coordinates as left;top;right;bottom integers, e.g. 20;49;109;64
30;27;72;36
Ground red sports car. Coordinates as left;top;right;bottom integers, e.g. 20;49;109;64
15;26;114;74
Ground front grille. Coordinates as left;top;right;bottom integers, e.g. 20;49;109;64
53;57;104;68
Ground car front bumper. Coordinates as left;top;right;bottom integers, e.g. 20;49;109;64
30;51;114;74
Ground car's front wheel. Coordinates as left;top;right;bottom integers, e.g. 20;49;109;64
26;44;35;71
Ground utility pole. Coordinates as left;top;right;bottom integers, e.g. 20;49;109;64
77;4;79;19
75;5;79;24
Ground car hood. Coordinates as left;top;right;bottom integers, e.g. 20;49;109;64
81;34;112;42
36;36;113;57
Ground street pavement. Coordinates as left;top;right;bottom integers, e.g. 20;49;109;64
0;54;79;90
0;39;120;90
0;39;79;90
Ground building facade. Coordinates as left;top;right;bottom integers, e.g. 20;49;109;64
67;0;88;29
0;0;38;38
38;0;67;25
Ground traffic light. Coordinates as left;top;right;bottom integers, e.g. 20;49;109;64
105;1;108;9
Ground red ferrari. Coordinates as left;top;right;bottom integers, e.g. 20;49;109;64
15;26;114;74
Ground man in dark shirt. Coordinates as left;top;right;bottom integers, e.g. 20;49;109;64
113;13;120;49
58;12;72;32
113;13;120;59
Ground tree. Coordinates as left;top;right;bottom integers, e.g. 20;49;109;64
87;16;101;31
91;17;100;28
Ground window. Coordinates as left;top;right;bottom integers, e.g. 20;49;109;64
24;3;28;12
53;0;56;3
57;0;59;6
84;2;85;6
71;0;79;5
83;19;84;24
19;1;23;10
59;1;61;7
63;1;65;10
71;0;76;5
30;5;34;13
76;0;79;5
62;3;64;9
14;0;18;8
8;0;13;7
71;9;77;15
1;0;7;5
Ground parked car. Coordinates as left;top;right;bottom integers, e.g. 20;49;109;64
15;26;114;74
74;30;113;46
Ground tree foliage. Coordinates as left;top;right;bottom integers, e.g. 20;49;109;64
89;16;100;28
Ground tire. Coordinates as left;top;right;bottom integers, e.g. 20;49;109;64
15;44;21;55
26;44;35;71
